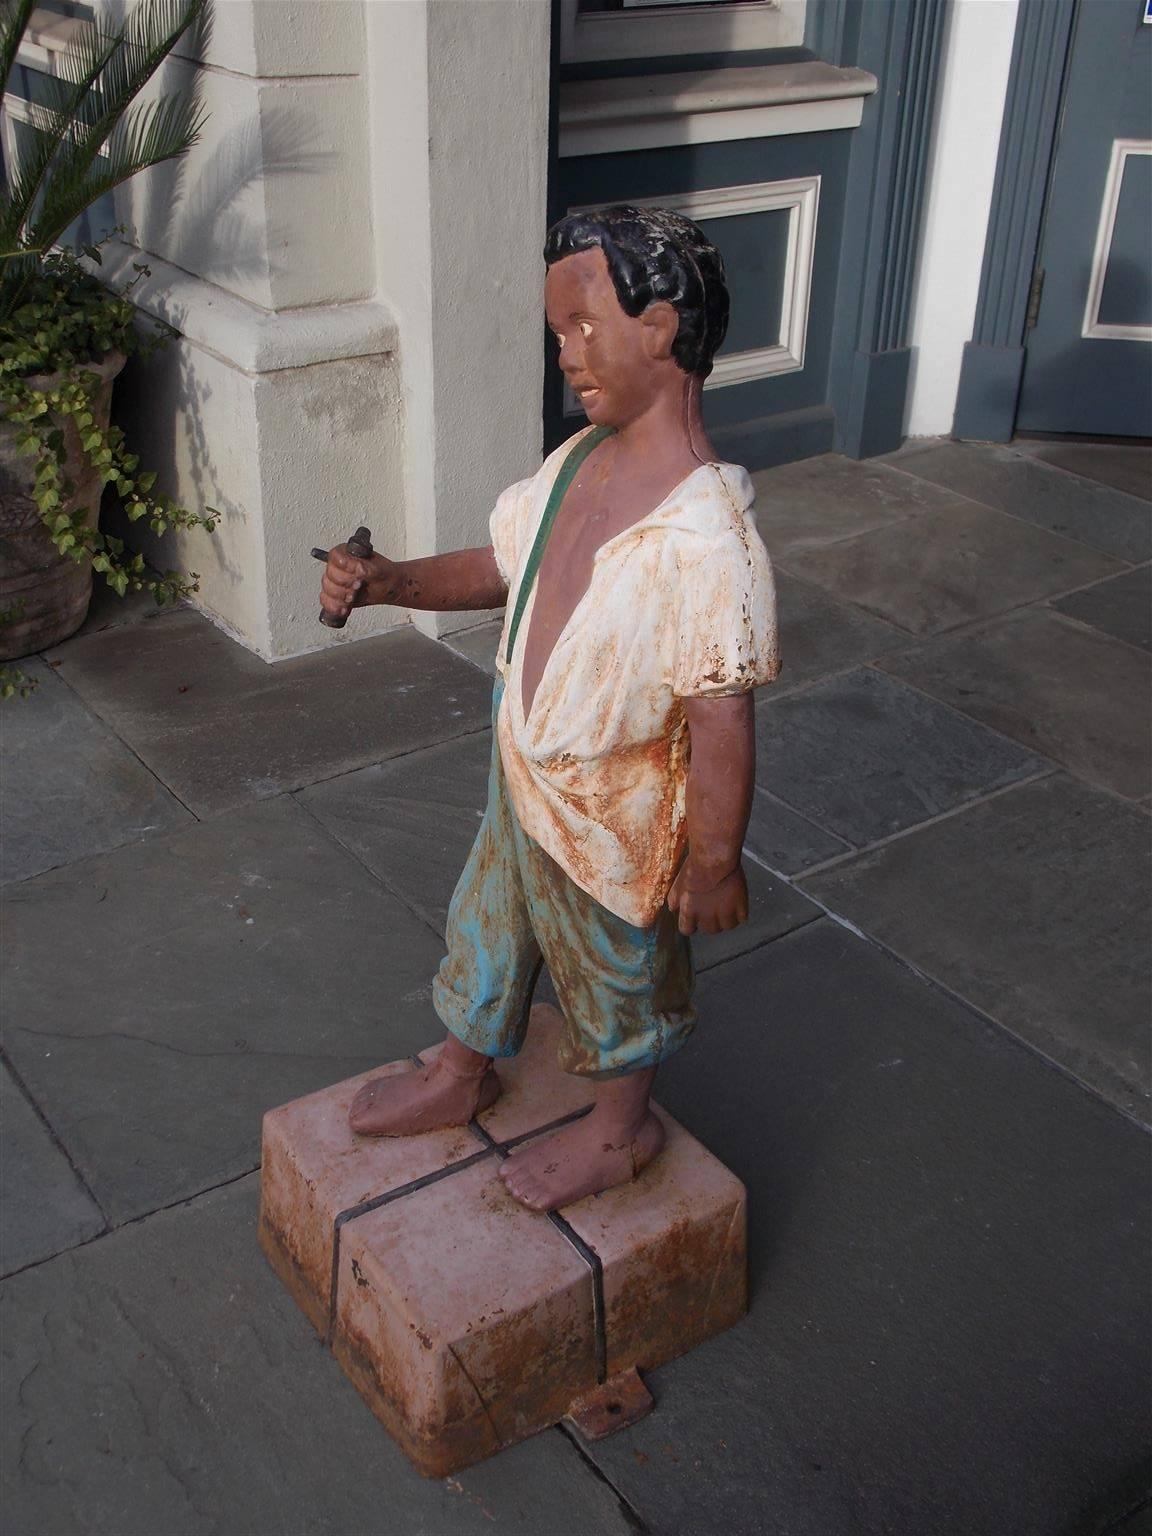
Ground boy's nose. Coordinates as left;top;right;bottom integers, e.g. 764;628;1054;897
558;339;584;377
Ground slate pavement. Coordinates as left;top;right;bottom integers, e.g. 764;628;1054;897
1;437;1149;1535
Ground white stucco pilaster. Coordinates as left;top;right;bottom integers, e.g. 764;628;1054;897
365;0;551;638
97;0;411;658
904;0;1020;439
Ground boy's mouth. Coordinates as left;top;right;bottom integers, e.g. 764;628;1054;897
577;387;601;402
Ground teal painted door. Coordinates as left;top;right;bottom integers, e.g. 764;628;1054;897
1016;0;1151;436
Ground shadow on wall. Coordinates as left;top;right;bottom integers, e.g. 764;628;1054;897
89;73;343;603
103;341;246;603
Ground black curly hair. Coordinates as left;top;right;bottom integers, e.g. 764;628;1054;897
544;204;729;379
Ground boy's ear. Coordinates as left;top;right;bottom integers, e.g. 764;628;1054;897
640;301;679;361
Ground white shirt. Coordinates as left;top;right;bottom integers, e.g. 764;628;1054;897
490;429;781;927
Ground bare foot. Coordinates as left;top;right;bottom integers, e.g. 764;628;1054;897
349;1053;500;1137
498;1108;665;1211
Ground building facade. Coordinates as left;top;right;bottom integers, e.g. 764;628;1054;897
5;0;1149;659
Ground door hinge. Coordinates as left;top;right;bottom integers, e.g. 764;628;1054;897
1025;266;1045;330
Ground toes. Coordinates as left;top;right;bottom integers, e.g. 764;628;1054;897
504;1174;548;1211
348;1105;375;1135
498;1157;545;1208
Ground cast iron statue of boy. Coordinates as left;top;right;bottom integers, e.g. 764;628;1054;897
319;206;780;1213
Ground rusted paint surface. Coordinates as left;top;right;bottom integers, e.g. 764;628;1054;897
332;1155;597;1477
489;432;780;928
433;692;695;1078
561;1106;748;1378
563;1366;654;1442
261;1043;747;1479
258;1058;478;1327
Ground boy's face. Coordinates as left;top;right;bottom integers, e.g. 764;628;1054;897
545;247;678;428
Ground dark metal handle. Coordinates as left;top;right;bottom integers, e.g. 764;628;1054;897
314;526;374;628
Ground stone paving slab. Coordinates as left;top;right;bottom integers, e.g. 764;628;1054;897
754;666;1050;848
301;730;819;974
73;572;184;639
751;452;959;560
298;731;494;935
1112;1504;1152;1536
0;1061;104;1278
878;606;1152;800
769;569;910;694
780;496;1123;637
801;775;1151;1120
442;618;502;677
578;923;1152;1536
1;658;193;885
0;796;451;1225
885;440;1152;564
43;610;493;819
0;1176;637;1536
1012;440;1152;503
744;786;850;876
1050;563;1152;653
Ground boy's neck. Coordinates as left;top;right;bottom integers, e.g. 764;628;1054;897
610;372;715;476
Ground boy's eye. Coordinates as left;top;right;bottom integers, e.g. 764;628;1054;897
579;321;593;339
554;332;566;348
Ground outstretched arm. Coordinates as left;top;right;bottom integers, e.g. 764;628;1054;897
320;544;508;622
667;692;755;935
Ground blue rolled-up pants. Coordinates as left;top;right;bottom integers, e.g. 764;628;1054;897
432;680;695;1079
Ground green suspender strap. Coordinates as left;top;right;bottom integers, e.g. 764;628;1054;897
503;424;615;667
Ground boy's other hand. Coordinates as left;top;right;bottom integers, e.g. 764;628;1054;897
667;862;748;936
320;544;400;621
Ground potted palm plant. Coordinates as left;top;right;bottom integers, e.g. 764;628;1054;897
0;0;216;693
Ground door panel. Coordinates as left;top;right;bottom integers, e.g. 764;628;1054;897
1016;0;1151;436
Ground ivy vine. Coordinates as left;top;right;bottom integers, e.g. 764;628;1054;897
1;242;218;694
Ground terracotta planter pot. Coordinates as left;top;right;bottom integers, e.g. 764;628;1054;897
0;349;127;660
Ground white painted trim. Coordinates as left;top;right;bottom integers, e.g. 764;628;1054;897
1082;138;1152;343
0;88;107;154
563;175;819;410
12;6;91;73
559;0;806;63
92;239;398;375
558;60;875;156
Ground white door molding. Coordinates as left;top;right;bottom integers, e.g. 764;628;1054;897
1081;138;1152;342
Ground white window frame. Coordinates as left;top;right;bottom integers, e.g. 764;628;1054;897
1081;138;1152;343
558;0;808;65
1;7;103;178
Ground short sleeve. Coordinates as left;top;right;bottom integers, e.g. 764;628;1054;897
489;477;534;589
672;520;781;698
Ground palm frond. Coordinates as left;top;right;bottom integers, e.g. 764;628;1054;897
25;0;206;252
1;0;206;262
0;18;120;249
25;92;206;253
83;0;206;144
